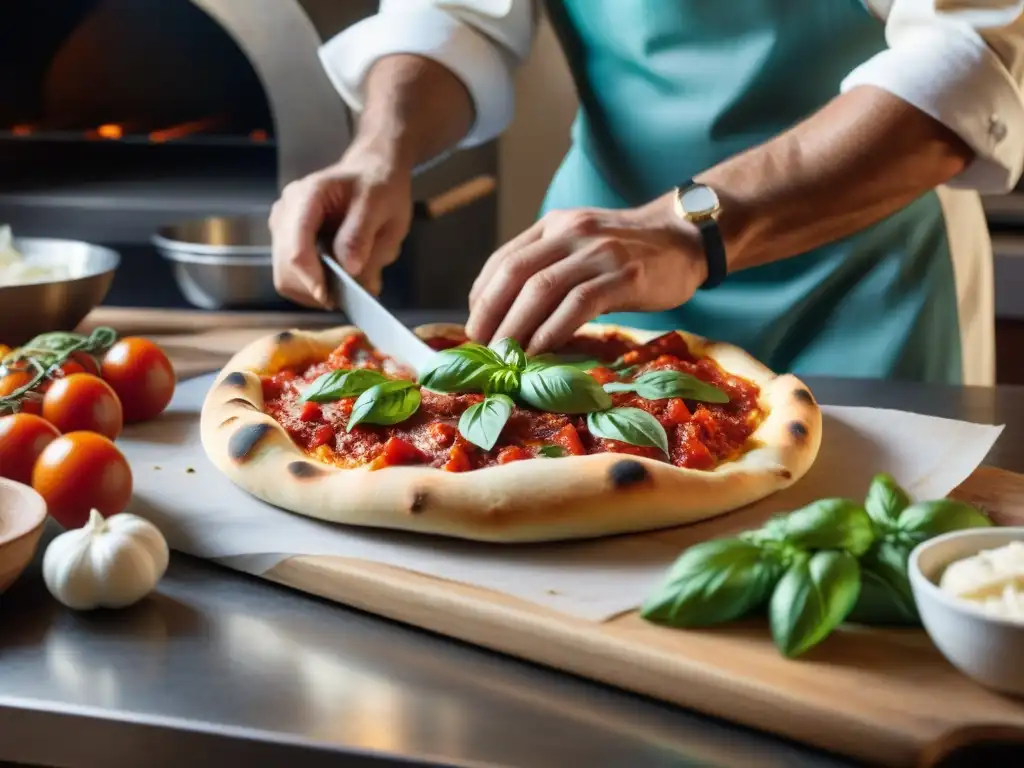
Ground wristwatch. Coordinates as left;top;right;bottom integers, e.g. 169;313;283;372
673;180;727;290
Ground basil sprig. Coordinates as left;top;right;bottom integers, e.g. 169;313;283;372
347;380;421;431
302;369;390;403
643;473;993;658
418;337;692;454
459;394;515;451
587;407;669;456
491;338;527;370
603;370;728;404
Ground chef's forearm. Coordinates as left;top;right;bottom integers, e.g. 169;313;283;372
353;54;475;171
696;85;975;273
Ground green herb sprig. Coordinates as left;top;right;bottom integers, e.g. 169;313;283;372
641;473;992;658
305;337;730;455
0;327;118;415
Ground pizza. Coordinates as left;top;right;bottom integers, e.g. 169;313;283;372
200;323;821;542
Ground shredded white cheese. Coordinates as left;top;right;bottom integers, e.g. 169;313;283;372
0;225;71;287
940;540;1024;622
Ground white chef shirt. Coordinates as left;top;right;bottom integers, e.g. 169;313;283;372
319;0;1024;194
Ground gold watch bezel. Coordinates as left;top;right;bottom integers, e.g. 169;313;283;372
673;183;721;223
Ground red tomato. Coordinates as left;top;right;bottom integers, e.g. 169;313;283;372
0;413;60;485
42;373;123;439
100;338;176;423
52;352;101;379
497;445;530;464
32;431;133;528
0;370;42;415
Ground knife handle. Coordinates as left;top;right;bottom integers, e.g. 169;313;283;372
413;175;496;220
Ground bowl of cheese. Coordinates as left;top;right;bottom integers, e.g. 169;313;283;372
0;226;120;346
909;527;1024;697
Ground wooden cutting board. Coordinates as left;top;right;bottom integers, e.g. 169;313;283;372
83;308;1024;768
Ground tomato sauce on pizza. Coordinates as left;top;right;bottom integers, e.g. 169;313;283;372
260;330;764;472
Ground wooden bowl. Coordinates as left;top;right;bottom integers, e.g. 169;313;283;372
0;478;48;593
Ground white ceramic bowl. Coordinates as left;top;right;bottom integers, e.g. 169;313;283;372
909;527;1024;697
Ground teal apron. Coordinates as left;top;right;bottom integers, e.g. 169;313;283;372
541;0;962;384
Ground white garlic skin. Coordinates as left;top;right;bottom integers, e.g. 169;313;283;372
42;509;169;611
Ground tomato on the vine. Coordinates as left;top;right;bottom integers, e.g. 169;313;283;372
32;431;133;529
0;369;42;415
101;337;175;423
0;413;60;485
42;373;123;439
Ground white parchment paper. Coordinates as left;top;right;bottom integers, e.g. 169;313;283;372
119;375;1004;621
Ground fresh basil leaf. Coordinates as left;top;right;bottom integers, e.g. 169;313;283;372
864;473;911;528
302;369;390;403
519;365;612;414
419;343;504;393
641;538;784;627
895;499;991;545
458;394;515;451
600;370;729;403
586;407;669;456
525;354;603;372
636;370;729;403
484;367;521;397
490;338;527;370
774;498;876;557
845;540;919;626
769;550;861;658
538;445;568;458
347;380;421;431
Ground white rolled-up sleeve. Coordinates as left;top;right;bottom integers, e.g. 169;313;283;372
318;0;536;149
841;0;1024;193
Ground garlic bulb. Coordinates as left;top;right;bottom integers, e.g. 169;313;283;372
43;509;169;610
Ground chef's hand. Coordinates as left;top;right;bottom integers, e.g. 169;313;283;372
466;194;708;354
269;138;413;308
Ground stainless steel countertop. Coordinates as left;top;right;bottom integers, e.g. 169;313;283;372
2;375;1022;768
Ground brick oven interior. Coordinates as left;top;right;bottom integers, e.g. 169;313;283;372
0;0;499;312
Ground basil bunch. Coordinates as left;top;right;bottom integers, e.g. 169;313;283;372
847;474;991;625
641;474;992;658
299;337;734;456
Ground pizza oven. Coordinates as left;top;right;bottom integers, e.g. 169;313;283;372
0;0;498;310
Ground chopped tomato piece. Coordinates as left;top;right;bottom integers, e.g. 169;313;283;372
377;436;429;467
260;375;282;400
661;398;691;427
299;401;322;422
338;334;364;360
428;422;458;449
443;443;473;472
310;424;335;448
551;424;585;456
588;366;619;385
497;445;530;464
691;407;720;439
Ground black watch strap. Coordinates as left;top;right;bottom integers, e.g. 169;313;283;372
697;218;727;290
678;178;727;290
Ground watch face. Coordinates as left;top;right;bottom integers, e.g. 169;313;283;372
679;185;720;217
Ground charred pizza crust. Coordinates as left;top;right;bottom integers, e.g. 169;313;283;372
199;323;821;542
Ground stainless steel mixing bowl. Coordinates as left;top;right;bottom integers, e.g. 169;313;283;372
0;238;120;347
152;215;279;310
